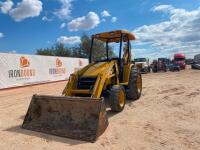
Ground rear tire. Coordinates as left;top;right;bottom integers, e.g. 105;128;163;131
109;85;126;112
126;68;142;100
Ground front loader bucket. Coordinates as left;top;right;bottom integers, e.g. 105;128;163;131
22;95;108;142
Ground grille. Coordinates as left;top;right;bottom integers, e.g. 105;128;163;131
77;77;97;89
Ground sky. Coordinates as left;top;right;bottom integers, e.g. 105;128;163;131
0;0;200;59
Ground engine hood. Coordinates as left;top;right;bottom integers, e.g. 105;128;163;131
82;61;111;77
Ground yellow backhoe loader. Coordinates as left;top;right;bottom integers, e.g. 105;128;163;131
22;30;142;142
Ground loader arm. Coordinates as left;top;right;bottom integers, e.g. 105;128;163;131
63;60;119;99
62;62;96;96
91;60;119;98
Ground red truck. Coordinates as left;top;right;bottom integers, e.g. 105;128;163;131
174;53;186;69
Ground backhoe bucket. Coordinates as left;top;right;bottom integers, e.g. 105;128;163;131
22;95;108;142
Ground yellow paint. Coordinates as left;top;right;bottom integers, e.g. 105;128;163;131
119;90;125;107
82;62;110;77
93;30;136;43
63;30;141;102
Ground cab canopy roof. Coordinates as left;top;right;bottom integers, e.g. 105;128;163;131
92;30;136;43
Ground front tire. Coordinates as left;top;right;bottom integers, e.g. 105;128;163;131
126;68;142;100
109;85;126;112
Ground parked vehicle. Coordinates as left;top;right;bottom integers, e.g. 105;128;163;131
194;54;200;63
151;60;158;72
191;54;200;70
169;63;180;72
134;58;150;73
174;54;186;69
191;63;200;69
158;58;171;70
152;58;168;72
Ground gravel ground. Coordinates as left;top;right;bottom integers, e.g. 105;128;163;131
0;67;200;150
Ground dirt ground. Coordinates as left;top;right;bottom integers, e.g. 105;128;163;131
0;67;200;150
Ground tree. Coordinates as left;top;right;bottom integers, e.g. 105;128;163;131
36;43;72;57
36;34;115;60
36;48;54;56
79;34;91;58
54;43;72;57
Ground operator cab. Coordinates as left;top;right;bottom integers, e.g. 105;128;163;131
89;30;136;80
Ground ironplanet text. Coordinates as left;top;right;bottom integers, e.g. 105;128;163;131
49;68;66;75
8;69;36;78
